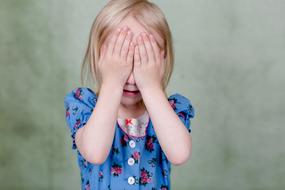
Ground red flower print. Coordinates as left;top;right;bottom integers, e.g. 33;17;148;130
133;151;140;160
75;88;83;100
139;168;153;186
120;134;129;147
145;135;156;152
111;163;122;177
131;151;140;164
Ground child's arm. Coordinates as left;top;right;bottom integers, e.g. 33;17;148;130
75;82;123;164
141;87;192;166
134;32;192;166
75;26;134;164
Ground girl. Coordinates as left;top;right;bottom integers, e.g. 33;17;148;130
64;0;195;189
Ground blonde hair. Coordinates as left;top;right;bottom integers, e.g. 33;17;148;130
81;0;174;97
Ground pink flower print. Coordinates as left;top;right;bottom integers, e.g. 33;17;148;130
132;151;140;163
111;163;122;177
145;136;155;152
75;88;83;100
120;134;129;147
139;168;152;186
160;185;168;190
133;151;140;160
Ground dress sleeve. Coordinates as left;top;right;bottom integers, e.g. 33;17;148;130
64;87;97;150
168;93;195;133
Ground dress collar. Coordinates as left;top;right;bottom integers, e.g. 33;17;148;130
117;111;149;137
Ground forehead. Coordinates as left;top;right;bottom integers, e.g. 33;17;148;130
114;16;164;49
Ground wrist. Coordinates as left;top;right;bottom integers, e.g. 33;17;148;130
140;84;164;96
101;81;124;94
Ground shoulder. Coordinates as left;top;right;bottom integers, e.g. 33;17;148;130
168;93;195;118
64;87;97;109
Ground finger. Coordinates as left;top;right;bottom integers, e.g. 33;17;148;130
107;28;121;57
127;41;135;65
99;44;106;58
121;30;133;60
134;45;140;67
142;33;155;63
161;49;165;61
114;26;128;56
137;34;148;64
149;34;161;62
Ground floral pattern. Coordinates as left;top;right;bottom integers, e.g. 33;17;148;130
64;87;195;190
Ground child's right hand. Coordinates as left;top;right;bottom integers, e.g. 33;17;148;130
98;26;135;89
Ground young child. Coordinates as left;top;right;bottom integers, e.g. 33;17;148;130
64;0;195;189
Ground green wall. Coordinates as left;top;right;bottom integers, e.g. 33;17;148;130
1;0;284;189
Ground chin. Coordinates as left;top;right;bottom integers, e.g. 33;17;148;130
121;95;142;106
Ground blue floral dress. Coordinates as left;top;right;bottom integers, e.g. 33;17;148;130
64;87;195;190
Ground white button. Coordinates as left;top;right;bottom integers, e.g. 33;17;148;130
128;157;135;166
128;176;135;185
129;140;136;148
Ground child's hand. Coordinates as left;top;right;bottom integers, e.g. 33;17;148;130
133;32;165;93
98;26;135;88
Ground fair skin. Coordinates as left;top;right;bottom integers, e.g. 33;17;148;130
74;16;192;166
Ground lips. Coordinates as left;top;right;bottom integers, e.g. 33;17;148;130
123;89;140;93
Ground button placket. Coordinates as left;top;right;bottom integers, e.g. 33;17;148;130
127;139;138;185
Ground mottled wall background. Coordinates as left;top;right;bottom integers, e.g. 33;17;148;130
0;0;284;189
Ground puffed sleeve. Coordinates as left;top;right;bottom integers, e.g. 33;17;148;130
64;87;97;150
168;93;195;133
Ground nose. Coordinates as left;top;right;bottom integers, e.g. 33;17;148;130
125;72;136;86
126;72;135;84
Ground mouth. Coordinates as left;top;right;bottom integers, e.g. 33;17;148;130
123;89;140;96
123;89;139;92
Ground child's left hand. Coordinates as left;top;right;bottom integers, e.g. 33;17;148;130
133;32;165;93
